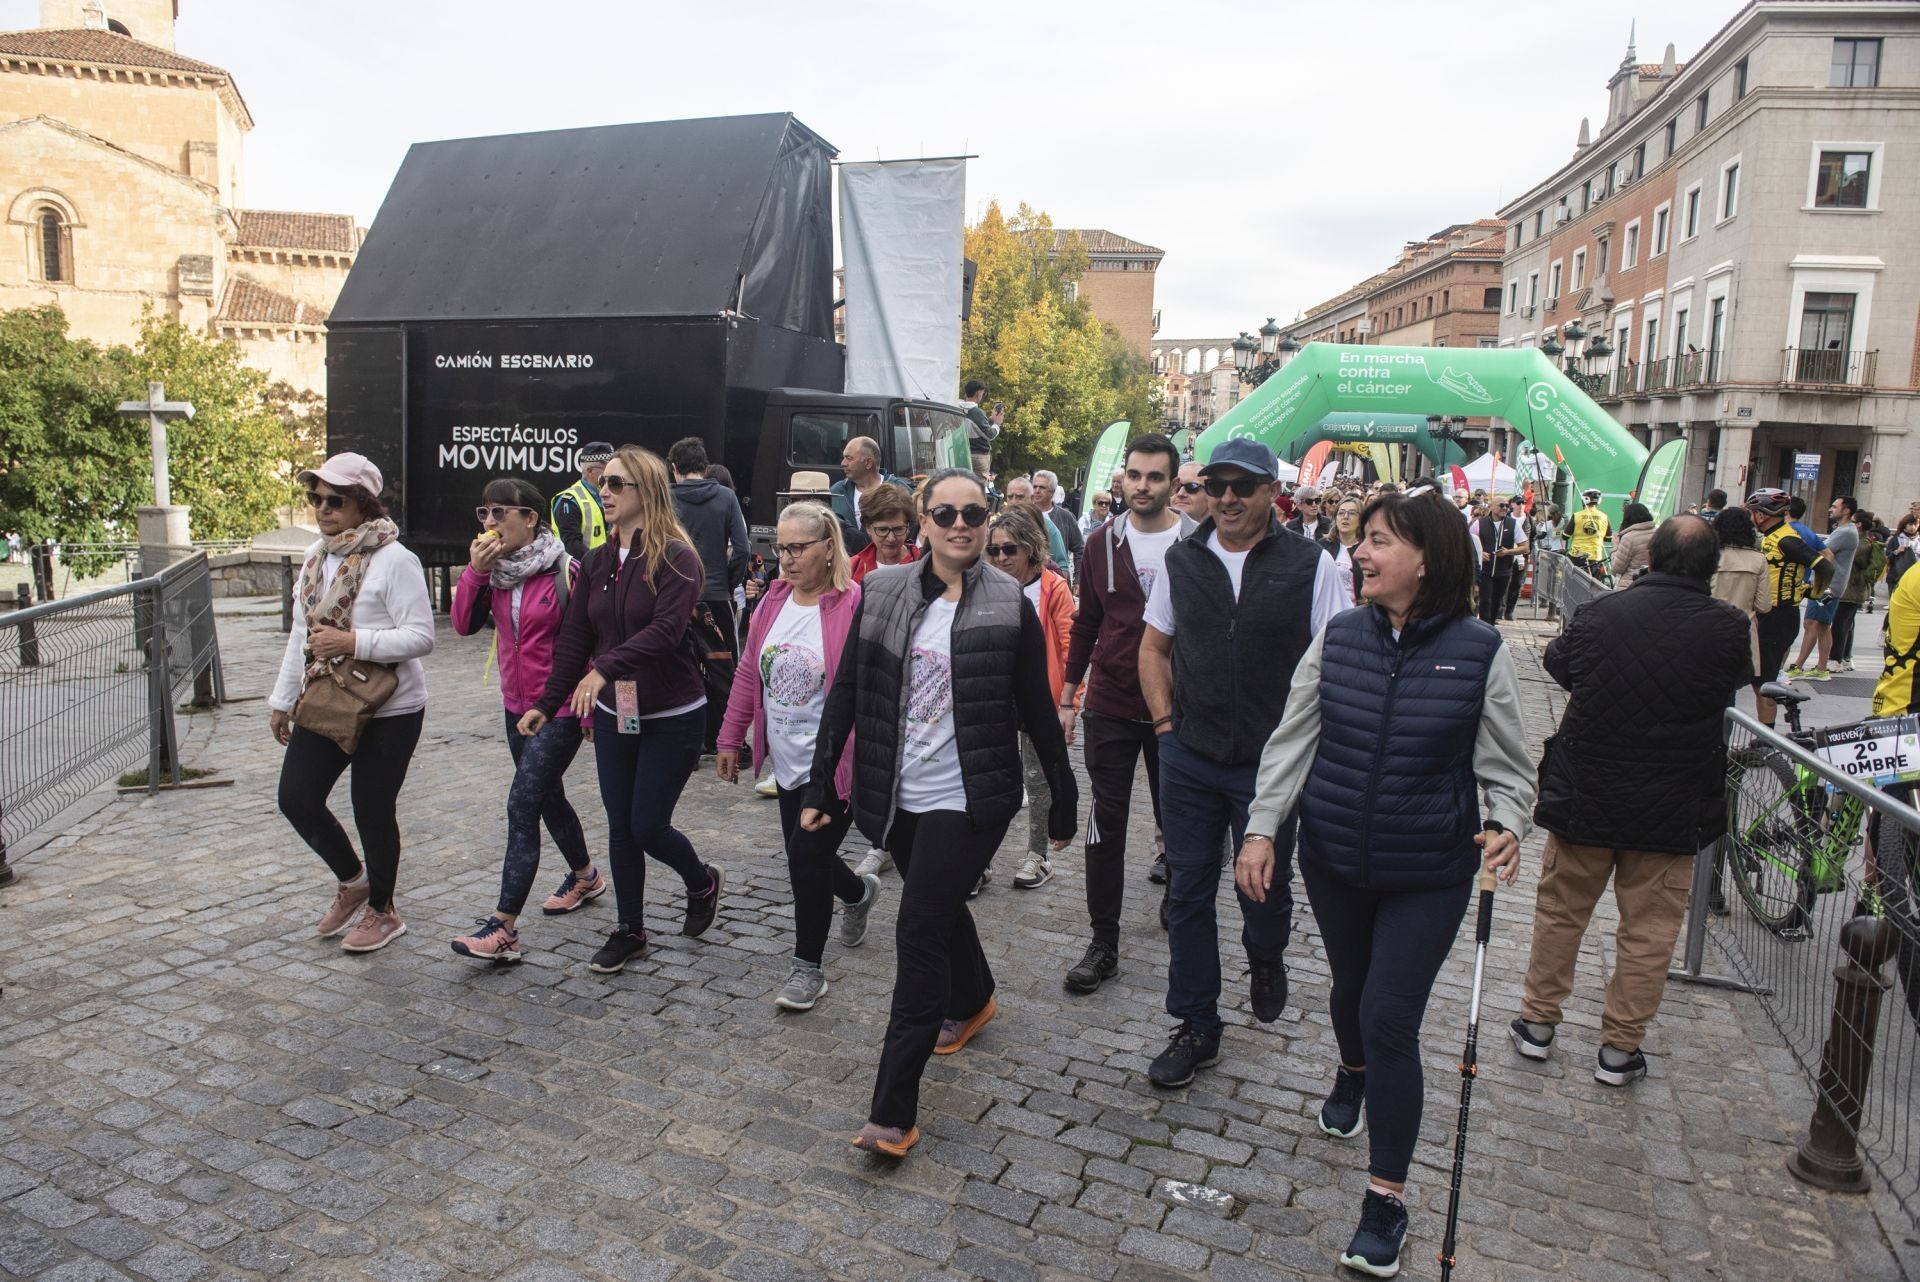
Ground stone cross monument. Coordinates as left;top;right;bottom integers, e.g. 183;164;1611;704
117;381;196;577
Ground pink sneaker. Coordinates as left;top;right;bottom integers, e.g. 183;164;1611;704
317;879;370;937
541;867;607;916
341;906;407;953
450;917;522;963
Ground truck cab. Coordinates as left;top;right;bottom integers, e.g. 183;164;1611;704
748;388;974;541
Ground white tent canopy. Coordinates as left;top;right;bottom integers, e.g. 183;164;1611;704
1450;454;1517;494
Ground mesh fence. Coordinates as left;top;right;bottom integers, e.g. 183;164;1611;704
0;554;221;853
1706;711;1920;1219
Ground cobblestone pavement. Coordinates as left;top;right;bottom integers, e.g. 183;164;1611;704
2;603;1915;1281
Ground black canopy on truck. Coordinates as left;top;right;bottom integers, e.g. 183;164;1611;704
327;112;842;557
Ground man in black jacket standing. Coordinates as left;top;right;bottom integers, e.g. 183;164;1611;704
668;437;751;752
1511;516;1751;1086
1139;439;1347;1087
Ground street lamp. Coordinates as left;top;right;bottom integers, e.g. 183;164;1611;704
1259;317;1280;359
1231;332;1257;374
1426;414;1469;479
1542;326;1612;395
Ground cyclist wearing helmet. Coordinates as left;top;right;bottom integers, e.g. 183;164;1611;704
1564;489;1610;577
1749;488;1828;728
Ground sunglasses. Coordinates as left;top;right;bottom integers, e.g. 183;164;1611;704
600;475;636;493
926;503;990;529
772;539;826;559
985;543;1023;558
1204;476;1265;499
1176;481;1205;495
868;523;909;538
305;491;349;511
475;505;535;523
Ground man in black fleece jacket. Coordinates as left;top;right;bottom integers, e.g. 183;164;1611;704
667;437;751;751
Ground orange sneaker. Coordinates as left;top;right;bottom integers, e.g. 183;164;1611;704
933;996;997;1055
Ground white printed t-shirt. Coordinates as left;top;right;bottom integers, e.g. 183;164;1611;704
895;597;966;814
759;600;828;790
1119;520;1180;602
1141;532;1347;638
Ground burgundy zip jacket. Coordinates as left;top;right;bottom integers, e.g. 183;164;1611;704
1063;512;1196;721
537;536;706;718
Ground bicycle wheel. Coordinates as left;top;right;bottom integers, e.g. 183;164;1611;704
1725;748;1813;937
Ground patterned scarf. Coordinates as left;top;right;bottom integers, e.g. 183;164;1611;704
488;528;567;592
299;518;399;642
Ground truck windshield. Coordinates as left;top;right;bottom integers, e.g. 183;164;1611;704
894;406;970;479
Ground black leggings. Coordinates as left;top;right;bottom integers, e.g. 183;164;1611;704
776;784;866;964
1301;857;1471;1185
278;712;424;913
591;706;709;930
870;808;1007;1130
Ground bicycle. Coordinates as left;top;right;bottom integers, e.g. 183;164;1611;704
1721;682;1867;938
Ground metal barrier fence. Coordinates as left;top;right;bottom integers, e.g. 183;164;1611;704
1532;551;1613;628
1672;706;1920;1218
0;553;224;874
8;539;253;603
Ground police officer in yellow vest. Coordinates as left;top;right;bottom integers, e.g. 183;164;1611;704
551;441;611;562
1748;487;1830;729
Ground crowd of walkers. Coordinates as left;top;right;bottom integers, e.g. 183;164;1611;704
265;435;1910;1279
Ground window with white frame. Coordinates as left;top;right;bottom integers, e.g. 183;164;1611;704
1718;156;1741;222
1506;280;1518;314
1527;272;1539;308
1548;261;1562;302
1807;143;1882;210
1572;249;1587;291
1652;202;1671;256
1682;183;1703;239
1623;219;1641;270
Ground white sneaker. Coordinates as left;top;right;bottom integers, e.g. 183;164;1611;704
755;775;778;797
853;847;892;879
1012;856;1052;889
1832;660;1852;673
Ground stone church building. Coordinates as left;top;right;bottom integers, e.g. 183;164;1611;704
0;0;355;395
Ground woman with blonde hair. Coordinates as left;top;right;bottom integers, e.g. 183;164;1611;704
718;501;880;1009
521;446;722;974
984;504;1075;892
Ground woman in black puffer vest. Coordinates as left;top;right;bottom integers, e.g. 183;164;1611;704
801;469;1077;1159
1237;491;1537;1278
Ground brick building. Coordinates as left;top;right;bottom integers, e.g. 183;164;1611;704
0;1;357;394
1039;228;1163;359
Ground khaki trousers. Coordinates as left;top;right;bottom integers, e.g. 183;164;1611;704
1519;834;1695;1051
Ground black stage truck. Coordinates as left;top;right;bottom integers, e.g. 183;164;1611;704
325;112;969;565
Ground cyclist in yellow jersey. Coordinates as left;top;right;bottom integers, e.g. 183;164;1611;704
1749;488;1822;728
1563;488;1611;577
1875;565;1920;718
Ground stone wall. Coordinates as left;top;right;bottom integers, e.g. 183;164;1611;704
204;549;298;598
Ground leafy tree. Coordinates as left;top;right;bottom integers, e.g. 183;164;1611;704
133;313;287;540
962;202;1163;485
265;379;328;517
0;305;147;565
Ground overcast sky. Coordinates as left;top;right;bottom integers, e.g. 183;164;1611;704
8;0;1740;339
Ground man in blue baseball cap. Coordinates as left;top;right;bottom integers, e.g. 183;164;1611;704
1137;436;1348;1088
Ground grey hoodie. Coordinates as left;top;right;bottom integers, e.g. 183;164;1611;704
672;478;750;600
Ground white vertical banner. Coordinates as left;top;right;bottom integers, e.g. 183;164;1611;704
839;159;965;400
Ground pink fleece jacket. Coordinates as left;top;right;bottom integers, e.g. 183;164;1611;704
718;577;859;801
452;561;580;718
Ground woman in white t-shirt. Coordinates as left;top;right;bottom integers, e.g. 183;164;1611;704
717;503;880;1012
801;470;1078;1159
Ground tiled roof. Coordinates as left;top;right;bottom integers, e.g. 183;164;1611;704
217;275;328;328
233;210;357;254
1041;229;1164;257
0;29;230;76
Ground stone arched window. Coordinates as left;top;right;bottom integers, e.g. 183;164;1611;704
37;207;71;283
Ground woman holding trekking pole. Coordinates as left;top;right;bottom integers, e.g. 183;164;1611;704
1238;489;1536;1277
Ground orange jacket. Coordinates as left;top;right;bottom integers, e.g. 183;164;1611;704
1033;568;1076;705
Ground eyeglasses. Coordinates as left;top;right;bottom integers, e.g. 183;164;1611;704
868;523;909;539
475;505;535;523
926;503;989;529
1176;481;1205;495
772;539;827;559
1204;476;1264;499
1092;498;1112;508
600;475;636;493
306;491;349;511
985;543;1023;559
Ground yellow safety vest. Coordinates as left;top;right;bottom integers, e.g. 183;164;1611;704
550;478;606;552
1567;507;1609;561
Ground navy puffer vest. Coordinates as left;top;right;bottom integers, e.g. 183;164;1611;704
848;558;1023;844
1299;607;1504;889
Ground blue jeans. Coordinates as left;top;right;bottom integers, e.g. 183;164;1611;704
591;706;710;929
1158;732;1295;1038
498;710;590;916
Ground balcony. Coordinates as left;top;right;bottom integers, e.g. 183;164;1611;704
1781;347;1877;390
1586;349;1724;400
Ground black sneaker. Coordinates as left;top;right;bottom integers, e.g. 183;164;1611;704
683;864;723;937
1594;1045;1648;1087
1147;1022;1220;1088
589;927;649;974
1319;1066;1365;1138
1509;1018;1554;1061
1064;942;1118;994
1148;853;1169;885
1339;1188;1408;1277
1249;958;1287;1023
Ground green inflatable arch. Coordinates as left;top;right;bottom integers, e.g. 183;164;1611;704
1196;344;1649;523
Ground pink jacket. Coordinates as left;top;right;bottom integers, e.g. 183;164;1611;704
452;562;580;717
719;578;859;800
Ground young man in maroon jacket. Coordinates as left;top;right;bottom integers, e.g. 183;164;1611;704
1058;433;1199;993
